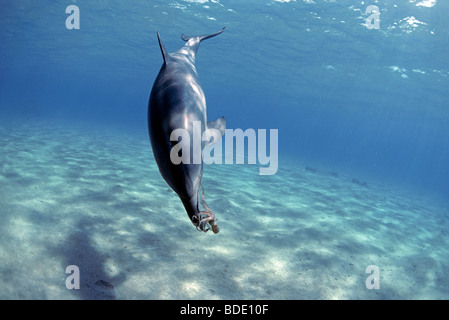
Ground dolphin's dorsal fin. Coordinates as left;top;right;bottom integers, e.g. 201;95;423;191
181;27;226;43
157;32;168;64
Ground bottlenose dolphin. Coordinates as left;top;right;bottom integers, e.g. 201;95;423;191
148;28;226;233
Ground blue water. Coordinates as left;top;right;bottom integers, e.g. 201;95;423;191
1;0;448;197
1;0;449;299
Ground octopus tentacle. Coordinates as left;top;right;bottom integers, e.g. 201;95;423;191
192;214;211;232
190;182;220;234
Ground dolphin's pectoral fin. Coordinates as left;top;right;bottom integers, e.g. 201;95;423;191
207;116;226;136
181;27;226;43
205;116;226;147
157;32;168;64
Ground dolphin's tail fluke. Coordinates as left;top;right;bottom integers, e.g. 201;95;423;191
181;27;226;43
157;27;225;63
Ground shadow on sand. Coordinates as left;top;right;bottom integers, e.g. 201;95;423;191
52;219;126;300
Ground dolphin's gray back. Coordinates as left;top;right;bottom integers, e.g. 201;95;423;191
148;28;226;230
149;60;204;201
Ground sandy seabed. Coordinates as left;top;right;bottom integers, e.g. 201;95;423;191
1;118;448;300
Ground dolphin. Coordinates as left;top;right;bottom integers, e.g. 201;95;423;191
148;28;226;234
